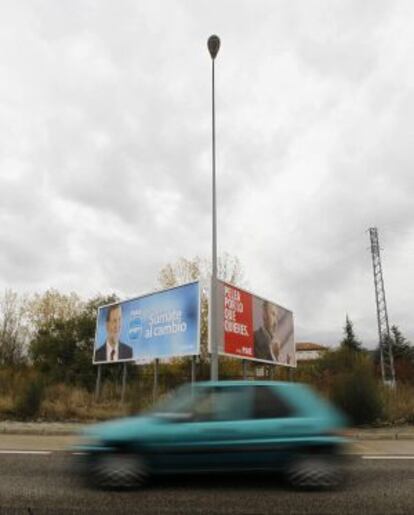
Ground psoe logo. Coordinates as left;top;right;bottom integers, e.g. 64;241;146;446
128;314;143;341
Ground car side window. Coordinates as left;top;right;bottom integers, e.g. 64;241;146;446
214;387;251;421
191;387;251;422
253;386;293;419
191;389;216;421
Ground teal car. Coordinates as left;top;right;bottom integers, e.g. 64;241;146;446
74;381;349;490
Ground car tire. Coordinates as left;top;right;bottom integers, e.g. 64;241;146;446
90;452;148;490
286;455;344;490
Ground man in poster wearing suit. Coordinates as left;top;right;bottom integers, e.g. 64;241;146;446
254;300;282;362
94;304;133;362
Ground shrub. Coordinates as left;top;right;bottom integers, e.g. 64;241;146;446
330;354;383;425
380;383;414;425
14;379;44;419
40;383;126;421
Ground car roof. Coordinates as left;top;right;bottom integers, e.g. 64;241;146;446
179;381;345;422
192;380;299;388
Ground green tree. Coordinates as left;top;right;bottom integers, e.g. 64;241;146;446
29;294;118;389
373;327;414;380
299;347;383;424
340;315;362;352
385;325;414;384
331;352;382;425
390;325;413;360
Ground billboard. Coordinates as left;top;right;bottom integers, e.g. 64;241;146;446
214;280;295;367
93;282;200;364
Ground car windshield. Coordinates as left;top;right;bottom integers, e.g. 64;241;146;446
149;384;203;418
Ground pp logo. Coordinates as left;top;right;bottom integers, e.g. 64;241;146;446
128;315;143;341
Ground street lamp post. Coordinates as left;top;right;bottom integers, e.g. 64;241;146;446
208;35;220;381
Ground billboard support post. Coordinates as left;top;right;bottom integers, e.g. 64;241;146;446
242;360;248;380
95;365;101;401
191;355;196;384
121;363;127;403
210;277;219;381
153;358;159;402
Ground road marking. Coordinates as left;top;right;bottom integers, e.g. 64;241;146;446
0;450;52;455
362;455;414;460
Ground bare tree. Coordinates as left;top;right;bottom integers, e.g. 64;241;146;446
0;289;29;366
158;253;245;290
26;289;83;330
158;254;246;359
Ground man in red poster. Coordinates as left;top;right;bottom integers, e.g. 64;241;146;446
254;300;283;362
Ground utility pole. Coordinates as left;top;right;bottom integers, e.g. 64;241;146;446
369;227;396;386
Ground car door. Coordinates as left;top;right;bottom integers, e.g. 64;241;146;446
230;385;313;469
152;385;255;472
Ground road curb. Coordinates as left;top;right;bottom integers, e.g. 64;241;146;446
1;427;414;439
350;433;397;440
349;432;414;440
0;424;84;437
1;420;413;440
0;429;77;436
395;434;414;440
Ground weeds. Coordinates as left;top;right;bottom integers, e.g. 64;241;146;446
14;380;44;419
0;359;414;425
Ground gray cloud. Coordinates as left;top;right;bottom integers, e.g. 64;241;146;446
0;0;413;349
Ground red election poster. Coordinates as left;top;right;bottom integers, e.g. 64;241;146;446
223;283;254;357
215;279;296;367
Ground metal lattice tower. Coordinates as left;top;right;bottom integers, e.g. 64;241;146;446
369;227;396;386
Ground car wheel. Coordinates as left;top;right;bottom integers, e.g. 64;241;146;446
91;452;148;489
287;455;344;490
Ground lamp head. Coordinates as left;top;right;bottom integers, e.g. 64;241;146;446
207;35;220;59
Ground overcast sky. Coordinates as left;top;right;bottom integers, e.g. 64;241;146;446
1;0;413;348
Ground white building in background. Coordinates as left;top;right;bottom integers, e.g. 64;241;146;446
296;342;328;362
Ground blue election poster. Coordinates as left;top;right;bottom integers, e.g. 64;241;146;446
93;282;200;364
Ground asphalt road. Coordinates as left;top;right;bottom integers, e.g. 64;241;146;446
0;453;414;514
